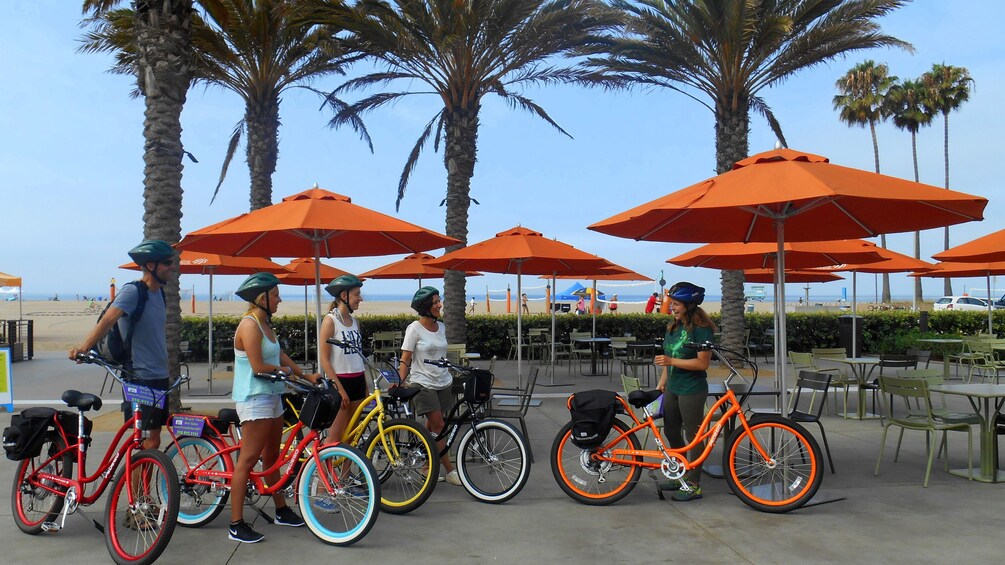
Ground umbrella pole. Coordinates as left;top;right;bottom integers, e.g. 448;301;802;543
592;280;598;338
304;286;309;366
852;272;857;357
776;222;789;419
541;273;572;387
516;263;523;390
191;272;229;396
988;274;993;335
314;243;323;371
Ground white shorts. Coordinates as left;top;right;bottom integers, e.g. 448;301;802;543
236;394;283;422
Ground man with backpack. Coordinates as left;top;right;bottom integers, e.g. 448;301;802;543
69;239;173;451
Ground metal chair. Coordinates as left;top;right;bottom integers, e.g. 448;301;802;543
371;330;402;363
787;371;836;473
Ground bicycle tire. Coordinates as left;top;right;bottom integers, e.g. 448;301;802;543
164;435;230;528
551;418;641;505
297;444;380;546
722;416;823;513
361;418;438;514
456;419;530;504
104;449;180;565
11;432;73;534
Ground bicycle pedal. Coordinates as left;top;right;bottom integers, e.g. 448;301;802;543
41;521;61;532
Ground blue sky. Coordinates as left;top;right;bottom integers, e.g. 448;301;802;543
3;1;1004;303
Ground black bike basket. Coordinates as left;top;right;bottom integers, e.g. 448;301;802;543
299;388;342;430
569;390;620;449
462;368;494;404
3;407;57;461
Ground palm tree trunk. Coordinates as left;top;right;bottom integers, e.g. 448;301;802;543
714;103;749;357
246;95;280;211
442;108;479;346
911;131;923;304
134;0;194;412
943;111;952;295
868;118;892;303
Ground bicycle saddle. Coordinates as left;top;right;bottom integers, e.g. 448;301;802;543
627;389;662;409
217;408;240;427
387;386;421;402
62;389;103;412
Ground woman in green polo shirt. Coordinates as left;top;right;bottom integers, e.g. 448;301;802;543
654;282;716;501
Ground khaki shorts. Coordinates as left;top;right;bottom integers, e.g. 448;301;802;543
410;385;456;418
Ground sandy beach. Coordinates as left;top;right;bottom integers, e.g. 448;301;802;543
1;297;783;354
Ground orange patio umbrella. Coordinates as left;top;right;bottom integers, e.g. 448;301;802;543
912;261;1005;333
932;228;1005;263
743;269;844;284
359;252;481;287
121;251;288;394
427;226;611;387
176;185;459;366
590;148;987;416
668;240;885;270
1;271;23;319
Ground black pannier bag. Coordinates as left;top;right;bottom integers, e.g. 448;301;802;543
569;390;620;449
57;410;93;441
299;388;342;430
462;368;494;404
3;407;57;461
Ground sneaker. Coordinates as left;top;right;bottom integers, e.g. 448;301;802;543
274;506;305;527
671;484;703;502
123;512;156;531
313;497;341;514
657;479;681;491
229;520;265;543
437;474;446;483
444;470;462;486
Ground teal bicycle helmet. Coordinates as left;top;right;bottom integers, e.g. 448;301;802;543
411;286;440;317
326;274;364;314
128;239;174;284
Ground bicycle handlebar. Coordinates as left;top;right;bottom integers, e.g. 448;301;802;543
76;350;189;391
253;369;332;395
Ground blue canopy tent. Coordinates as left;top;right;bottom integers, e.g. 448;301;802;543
554;282;587;301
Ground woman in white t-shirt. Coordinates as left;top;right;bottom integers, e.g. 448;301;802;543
397;286;460;485
319;275;366;444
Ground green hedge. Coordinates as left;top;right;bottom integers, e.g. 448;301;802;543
179;310;1004;362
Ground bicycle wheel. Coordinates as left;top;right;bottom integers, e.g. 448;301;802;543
361;418;438;514
164;435;230;527
551;418;641;505
723;415;823;513
456;419;530;504
104;449;180;565
297;444;380;546
11;432;73;534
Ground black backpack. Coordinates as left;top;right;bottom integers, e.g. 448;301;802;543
569;390;620;449
95;281;162;365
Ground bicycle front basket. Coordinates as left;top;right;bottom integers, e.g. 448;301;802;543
463;368;494;404
298;388;342;430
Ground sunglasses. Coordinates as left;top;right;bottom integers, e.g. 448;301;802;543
159;259;173;266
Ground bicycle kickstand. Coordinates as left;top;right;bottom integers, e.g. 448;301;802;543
250;503;275;524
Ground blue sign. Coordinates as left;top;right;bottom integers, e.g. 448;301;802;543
379;369;400;385
170;415;207;437
123;383;167;409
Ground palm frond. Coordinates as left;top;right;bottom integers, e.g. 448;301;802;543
211;119;245;205
397;110;445;211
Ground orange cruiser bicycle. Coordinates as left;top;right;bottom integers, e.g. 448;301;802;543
551;341;823;513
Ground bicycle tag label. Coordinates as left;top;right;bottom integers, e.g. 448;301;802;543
170;415;206;437
379;369;400;384
122;383;167;409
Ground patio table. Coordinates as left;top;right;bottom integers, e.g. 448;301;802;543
930;383;1005;483
831;357;882;420
917;338;964;381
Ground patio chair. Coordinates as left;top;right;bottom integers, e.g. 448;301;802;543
870;354;918;423
569;331;593;365
789;352;842;413
621;342;657;387
906;349;932;369
487;366;539;462
811;347;857;414
371;330;402;363
875;375;977;487
788;371;836;473
967;340;1005;384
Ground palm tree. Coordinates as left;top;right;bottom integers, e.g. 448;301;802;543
922;63;974;295
81;1;361;211
886;78;934;304
585;0;910;354
300;0;622;344
833;60;896;303
81;0;201;411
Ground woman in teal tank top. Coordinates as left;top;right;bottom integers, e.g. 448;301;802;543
654;282;716;502
228;274;320;543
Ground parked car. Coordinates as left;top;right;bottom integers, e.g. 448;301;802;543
933;296;989;311
994;294;1005;310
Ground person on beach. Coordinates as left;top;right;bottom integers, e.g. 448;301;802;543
398;286;461;486
319;275;366;444
469;296;476;313
576;295;586;315
609;294;618;313
69;240;173;454
644;292;659;314
654;282;715;502
522;293;530;314
229;273;320;543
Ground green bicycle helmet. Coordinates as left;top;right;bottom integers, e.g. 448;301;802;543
128;239;174;284
236;272;281;302
411;286;440;317
326;274;363;314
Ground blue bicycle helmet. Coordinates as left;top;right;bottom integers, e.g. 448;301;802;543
667;282;705;306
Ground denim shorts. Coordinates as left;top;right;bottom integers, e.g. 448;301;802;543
236;394;283;423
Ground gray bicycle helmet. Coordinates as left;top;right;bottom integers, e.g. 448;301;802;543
667;282;705;306
128;239;174;284
411;286;440;317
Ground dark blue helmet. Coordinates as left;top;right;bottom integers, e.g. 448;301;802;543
668;282;704;305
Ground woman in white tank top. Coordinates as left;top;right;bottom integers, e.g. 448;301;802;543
318;275;367;443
